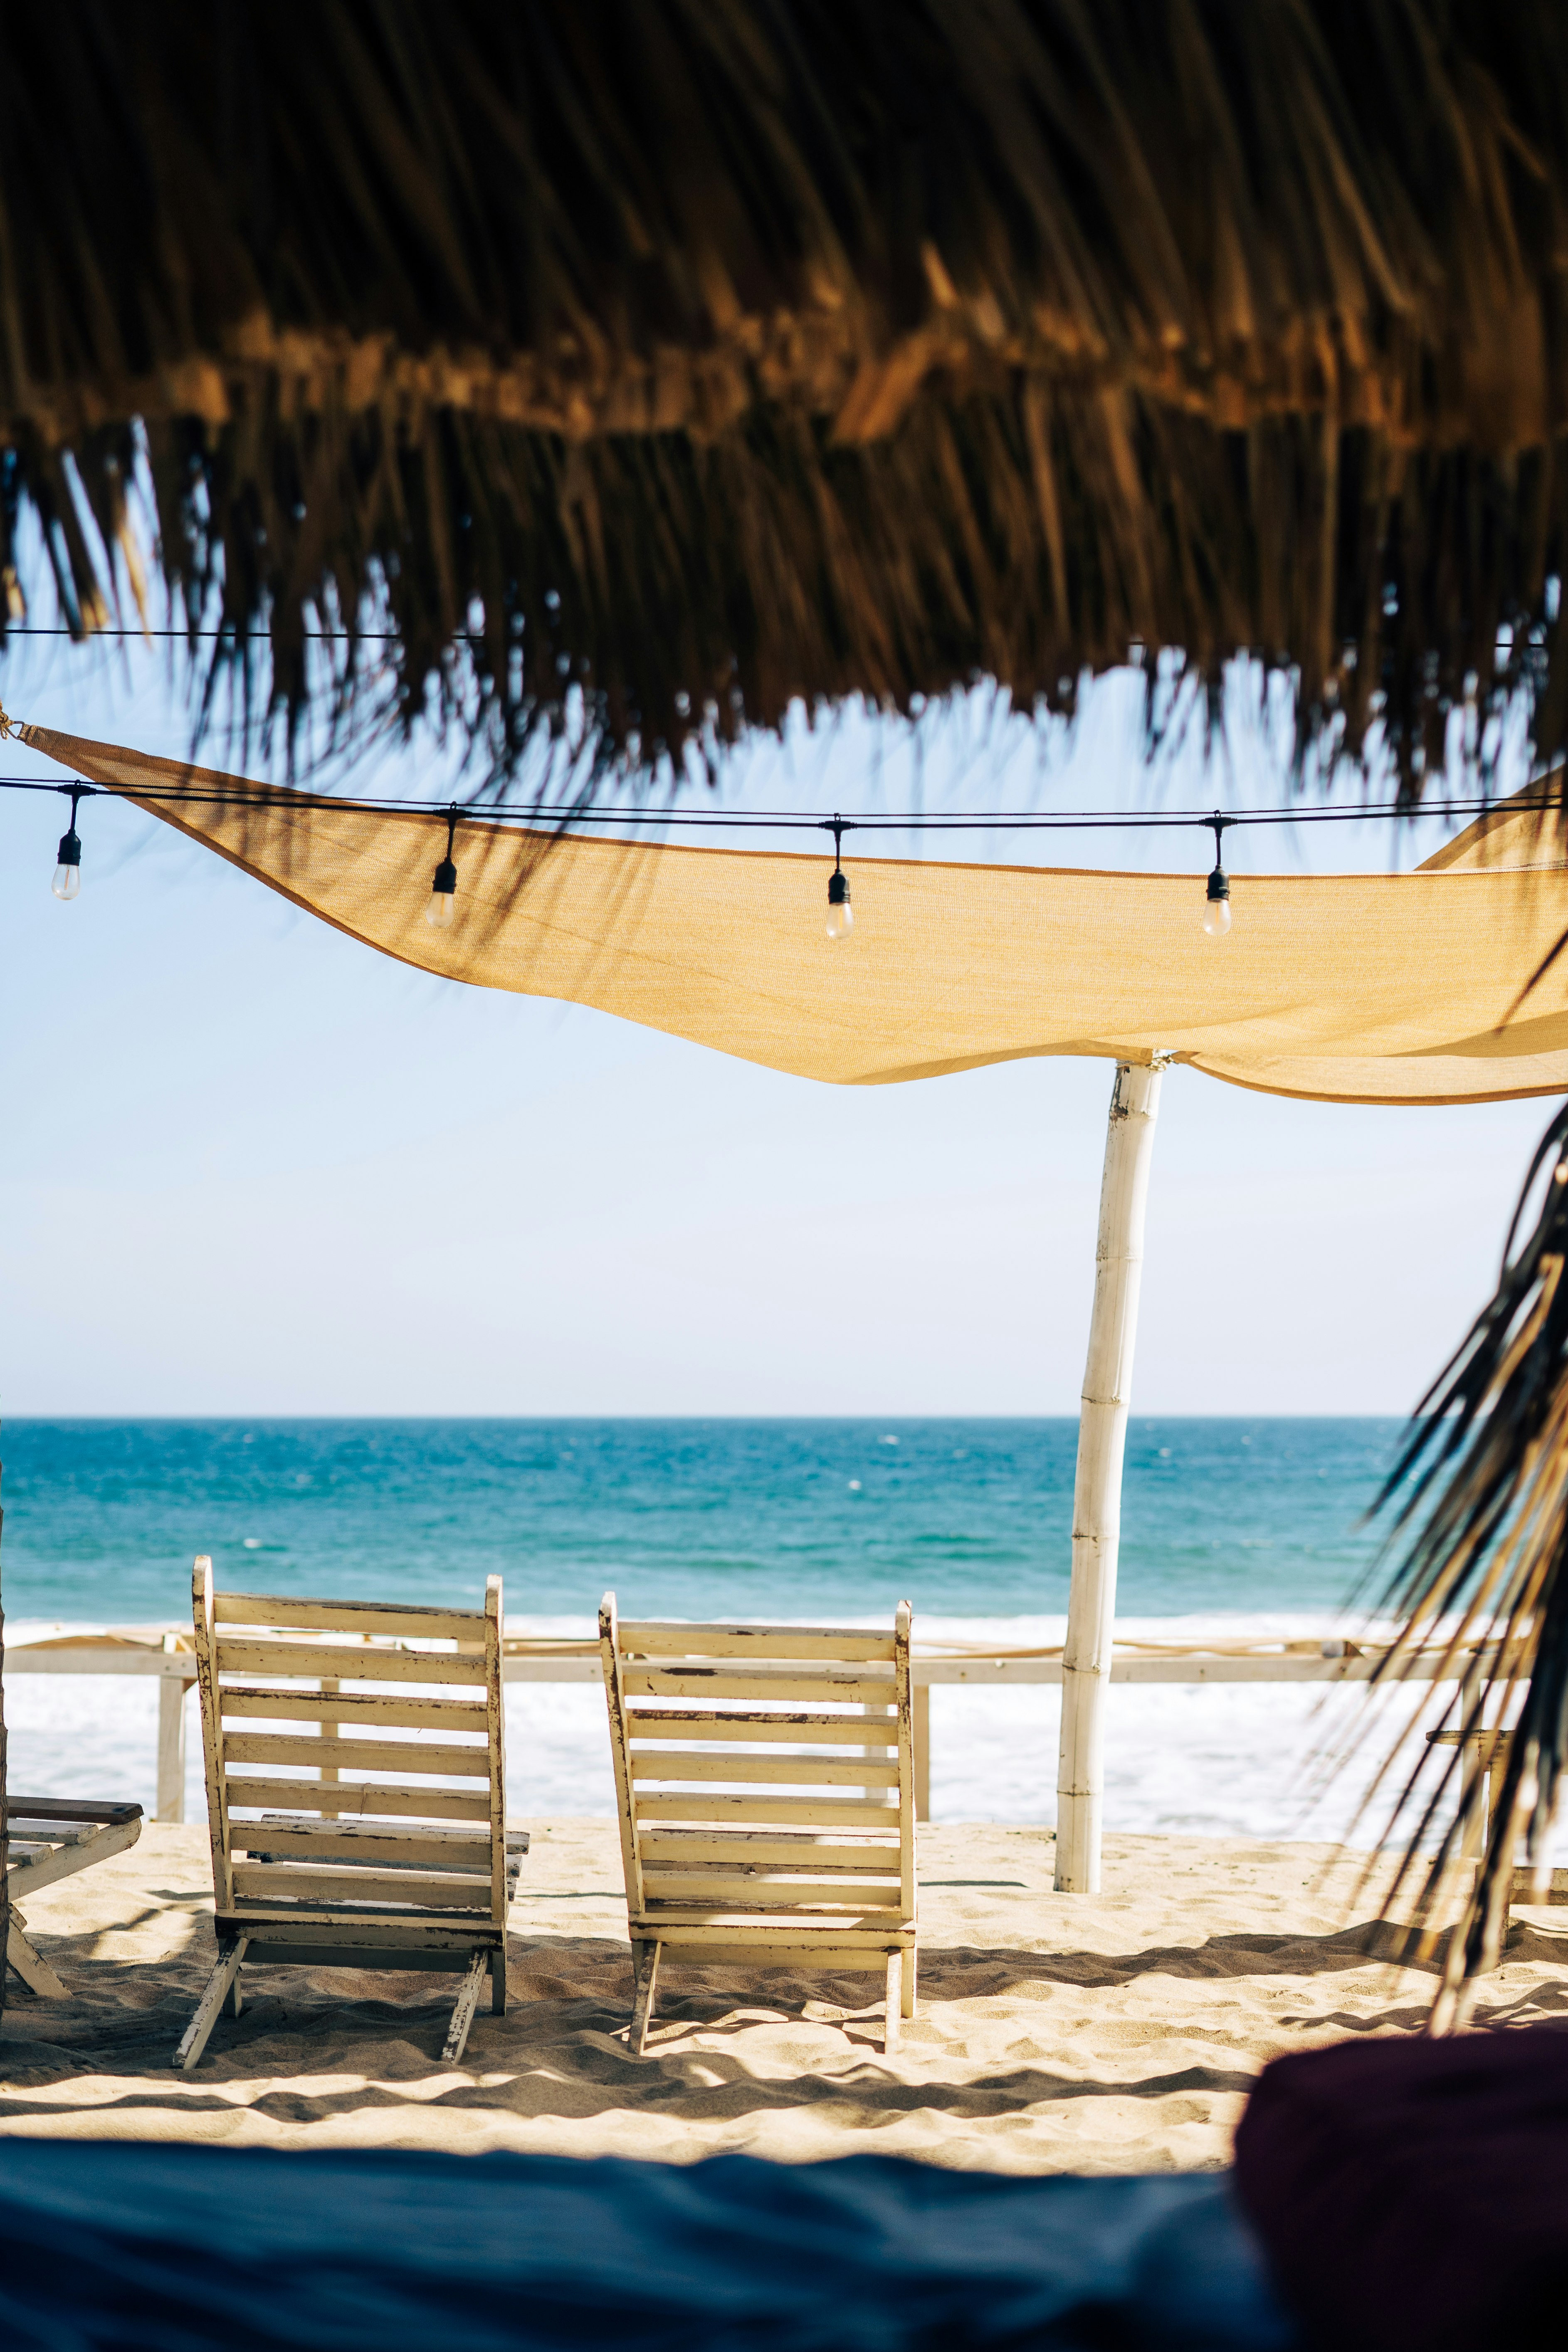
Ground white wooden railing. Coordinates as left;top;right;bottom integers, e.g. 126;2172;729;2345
5;1625;1488;1826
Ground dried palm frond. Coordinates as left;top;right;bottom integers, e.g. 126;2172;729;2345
2;3;1568;788
1364;1103;1568;2030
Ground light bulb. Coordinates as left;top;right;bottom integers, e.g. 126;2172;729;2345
1202;895;1231;938
826;899;854;942
53;813;83;903
426;850;458;927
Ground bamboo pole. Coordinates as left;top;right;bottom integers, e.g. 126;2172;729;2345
1055;1060;1165;1894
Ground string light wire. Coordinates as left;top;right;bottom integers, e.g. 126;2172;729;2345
0;771;1555;838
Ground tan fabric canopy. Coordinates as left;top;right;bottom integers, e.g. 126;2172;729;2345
25;724;1568;1106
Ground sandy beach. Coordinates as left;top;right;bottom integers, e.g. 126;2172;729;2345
3;1820;1565;2172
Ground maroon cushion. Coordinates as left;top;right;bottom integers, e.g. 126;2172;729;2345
1235;2028;1568;2352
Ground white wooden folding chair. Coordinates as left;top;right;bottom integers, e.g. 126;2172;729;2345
599;1595;916;2055
6;1797;143;1998
177;1557;526;2071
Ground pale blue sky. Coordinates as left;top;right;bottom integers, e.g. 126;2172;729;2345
0;642;1548;1416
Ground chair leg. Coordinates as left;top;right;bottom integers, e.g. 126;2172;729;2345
6;1917;68;2000
442;1952;490;2065
490;1946;507;2016
884;1951;902;2054
174;1937;249;2072
901;1947;917;2019
630;1940;662;2056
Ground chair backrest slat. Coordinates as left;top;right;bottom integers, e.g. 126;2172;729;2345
220;1776;494;1820
616;1622;897;1662
212;1639;484;1685
627;1751;901;1787
210;1594;486;1640
625;1710;896;1747
216;1687;488;1731
632;1793;899;1828
639;1830;899;1870
248;1824;492;1865
623;1667;895;1704
221;1733;490;1776
229;1864;492;1909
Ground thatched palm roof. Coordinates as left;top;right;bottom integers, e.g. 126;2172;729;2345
4;2;1568;786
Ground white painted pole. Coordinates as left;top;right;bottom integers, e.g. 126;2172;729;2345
1055;1059;1165;1894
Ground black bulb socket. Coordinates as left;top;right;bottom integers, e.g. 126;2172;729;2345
432;856;457;896
57;829;81;867
827;870;850;906
1205;867;1229;902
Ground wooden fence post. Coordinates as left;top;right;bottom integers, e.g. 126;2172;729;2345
156;1663;194;1823
913;1684;931;1823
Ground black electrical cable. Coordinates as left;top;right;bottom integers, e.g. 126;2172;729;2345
0;771;1554;837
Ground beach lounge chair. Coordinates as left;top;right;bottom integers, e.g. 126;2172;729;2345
6;1796;144;1998
599;1594;917;2055
177;1558;526;2071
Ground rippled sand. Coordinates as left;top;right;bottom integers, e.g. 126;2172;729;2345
3;1821;1565;2172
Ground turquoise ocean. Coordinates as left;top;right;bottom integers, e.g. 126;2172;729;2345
2;1416;1395;1621
6;1416;1487;1848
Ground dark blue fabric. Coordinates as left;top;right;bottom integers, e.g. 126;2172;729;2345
0;2142;1296;2351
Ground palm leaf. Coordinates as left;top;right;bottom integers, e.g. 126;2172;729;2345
1366;1103;1568;2028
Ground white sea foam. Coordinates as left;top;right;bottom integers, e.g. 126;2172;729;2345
8;1611;1562;1858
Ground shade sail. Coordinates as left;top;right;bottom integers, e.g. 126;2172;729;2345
27;724;1568;1106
